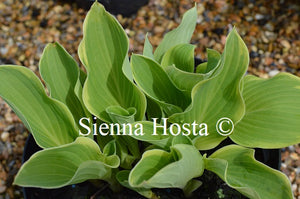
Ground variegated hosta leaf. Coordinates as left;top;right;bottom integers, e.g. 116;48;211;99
163;48;221;93
129;144;204;189
153;6;197;63
161;44;195;72
165;65;205;92
169;28;248;150
204;48;221;73
14;137;120;188
205;145;293;199
131;54;191;116
78;3;146;123
0;65;78;148
231;73;300;148
106;106;136;124
39;42;91;138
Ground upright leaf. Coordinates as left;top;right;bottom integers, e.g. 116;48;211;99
39;42;88;129
231;73;300;148
153;6;197;63
169;28;248;150
0;65;78;148
78;2;146;123
204;48;221;73
131;54;191;116
161;44;195;72
205;145;293;199
14;137;120;188
143;33;154;59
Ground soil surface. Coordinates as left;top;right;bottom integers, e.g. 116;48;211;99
0;0;299;198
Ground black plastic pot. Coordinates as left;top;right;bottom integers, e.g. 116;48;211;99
68;0;149;17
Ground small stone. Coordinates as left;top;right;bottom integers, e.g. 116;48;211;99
289;146;296;152
0;47;8;55
251;45;258;52
0;185;6;194
265;31;277;41
278;59;285;65
153;26;164;34
292;184;297;192
245;16;253;21
268;70;279;77
296;167;300;175
264;22;274;31
255;13;264;20
261;34;269;43
1;132;9;142
280;40;291;49
291;152;299;160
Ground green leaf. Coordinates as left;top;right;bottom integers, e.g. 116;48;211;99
165;65;205;92
74;69;87;104
129;144;204;189
161;44;195;72
103;139;117;156
116;170;154;199
169;28;248;150
196;49;221;74
195;62;207;73
14;137;120;188
106;106;136;124
143;33;154;59
171;135;193;146
204;48;221;73
122;54;134;82
205;145;293;199
126;121;172;149
116;136;140;169
146;97;163;121
39;42;89;130
0;65;78;148
131;54;191;116
154;6;197;63
78;2;146;123
231;73;300;148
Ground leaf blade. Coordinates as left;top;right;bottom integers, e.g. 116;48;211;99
231;73;300;148
14;137;120;188
39;42;88;129
205;145;293;199
0;65;78;148
153;6;197;63
169;28;248;150
78;3;146;122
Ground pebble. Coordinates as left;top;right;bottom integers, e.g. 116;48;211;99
255;13;264;20
0;186;6;194
280;40;291;49
0;132;9;142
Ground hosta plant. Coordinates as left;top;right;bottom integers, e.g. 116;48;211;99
0;2;299;199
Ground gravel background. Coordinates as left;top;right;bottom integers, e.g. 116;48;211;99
0;0;299;198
